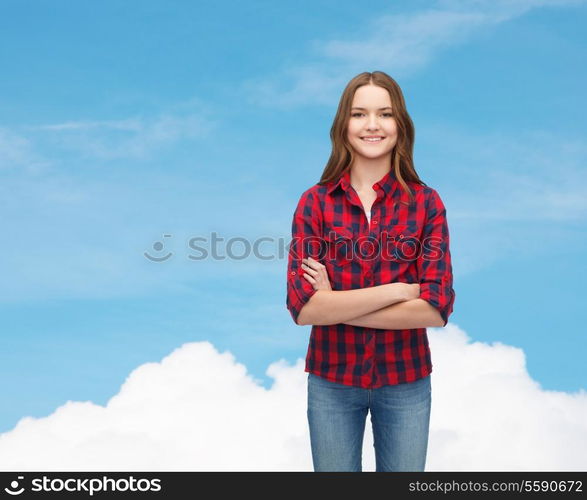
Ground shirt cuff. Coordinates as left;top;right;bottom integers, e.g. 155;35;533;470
287;270;318;325
419;282;451;327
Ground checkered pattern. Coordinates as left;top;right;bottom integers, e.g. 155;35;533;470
286;168;455;388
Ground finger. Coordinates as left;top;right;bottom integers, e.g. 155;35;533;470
312;257;326;269
303;273;316;283
304;258;325;270
302;264;318;273
316;266;329;279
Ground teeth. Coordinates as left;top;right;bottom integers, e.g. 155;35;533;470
362;137;383;142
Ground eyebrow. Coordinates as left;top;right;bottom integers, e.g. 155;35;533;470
351;107;393;111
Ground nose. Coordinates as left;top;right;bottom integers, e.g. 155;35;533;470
366;113;380;131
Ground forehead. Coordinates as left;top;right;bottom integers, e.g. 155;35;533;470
351;84;392;108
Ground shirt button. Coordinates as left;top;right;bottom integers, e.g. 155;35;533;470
373;220;378;225
290;271;296;275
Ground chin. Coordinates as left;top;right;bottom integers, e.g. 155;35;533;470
352;140;393;155
355;146;393;158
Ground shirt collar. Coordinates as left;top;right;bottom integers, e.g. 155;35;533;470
326;168;397;197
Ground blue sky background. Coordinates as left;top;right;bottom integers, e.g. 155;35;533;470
1;0;586;434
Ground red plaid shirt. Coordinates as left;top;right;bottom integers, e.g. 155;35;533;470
286;168;455;388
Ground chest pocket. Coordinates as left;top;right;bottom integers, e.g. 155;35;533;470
379;223;422;263
323;224;354;268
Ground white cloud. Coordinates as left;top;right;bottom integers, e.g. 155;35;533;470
30;118;143;132
437;0;586;21
430;128;587;223
0;127;52;173
0;325;585;471
24;112;216;161
417;125;587;277
242;0;585;108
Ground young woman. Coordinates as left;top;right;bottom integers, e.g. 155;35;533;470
286;71;456;472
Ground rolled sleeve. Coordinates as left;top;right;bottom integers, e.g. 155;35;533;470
286;190;323;325
417;189;456;327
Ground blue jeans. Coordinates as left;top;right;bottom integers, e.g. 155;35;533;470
307;372;431;472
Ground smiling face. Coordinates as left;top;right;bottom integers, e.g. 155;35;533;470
347;84;398;161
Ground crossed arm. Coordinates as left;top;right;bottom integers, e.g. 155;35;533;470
287;189;453;329
296;257;445;329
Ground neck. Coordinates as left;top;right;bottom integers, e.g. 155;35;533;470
349;156;392;192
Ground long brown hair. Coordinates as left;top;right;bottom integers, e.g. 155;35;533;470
319;71;426;203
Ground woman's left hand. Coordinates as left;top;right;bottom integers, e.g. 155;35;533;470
301;257;332;291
